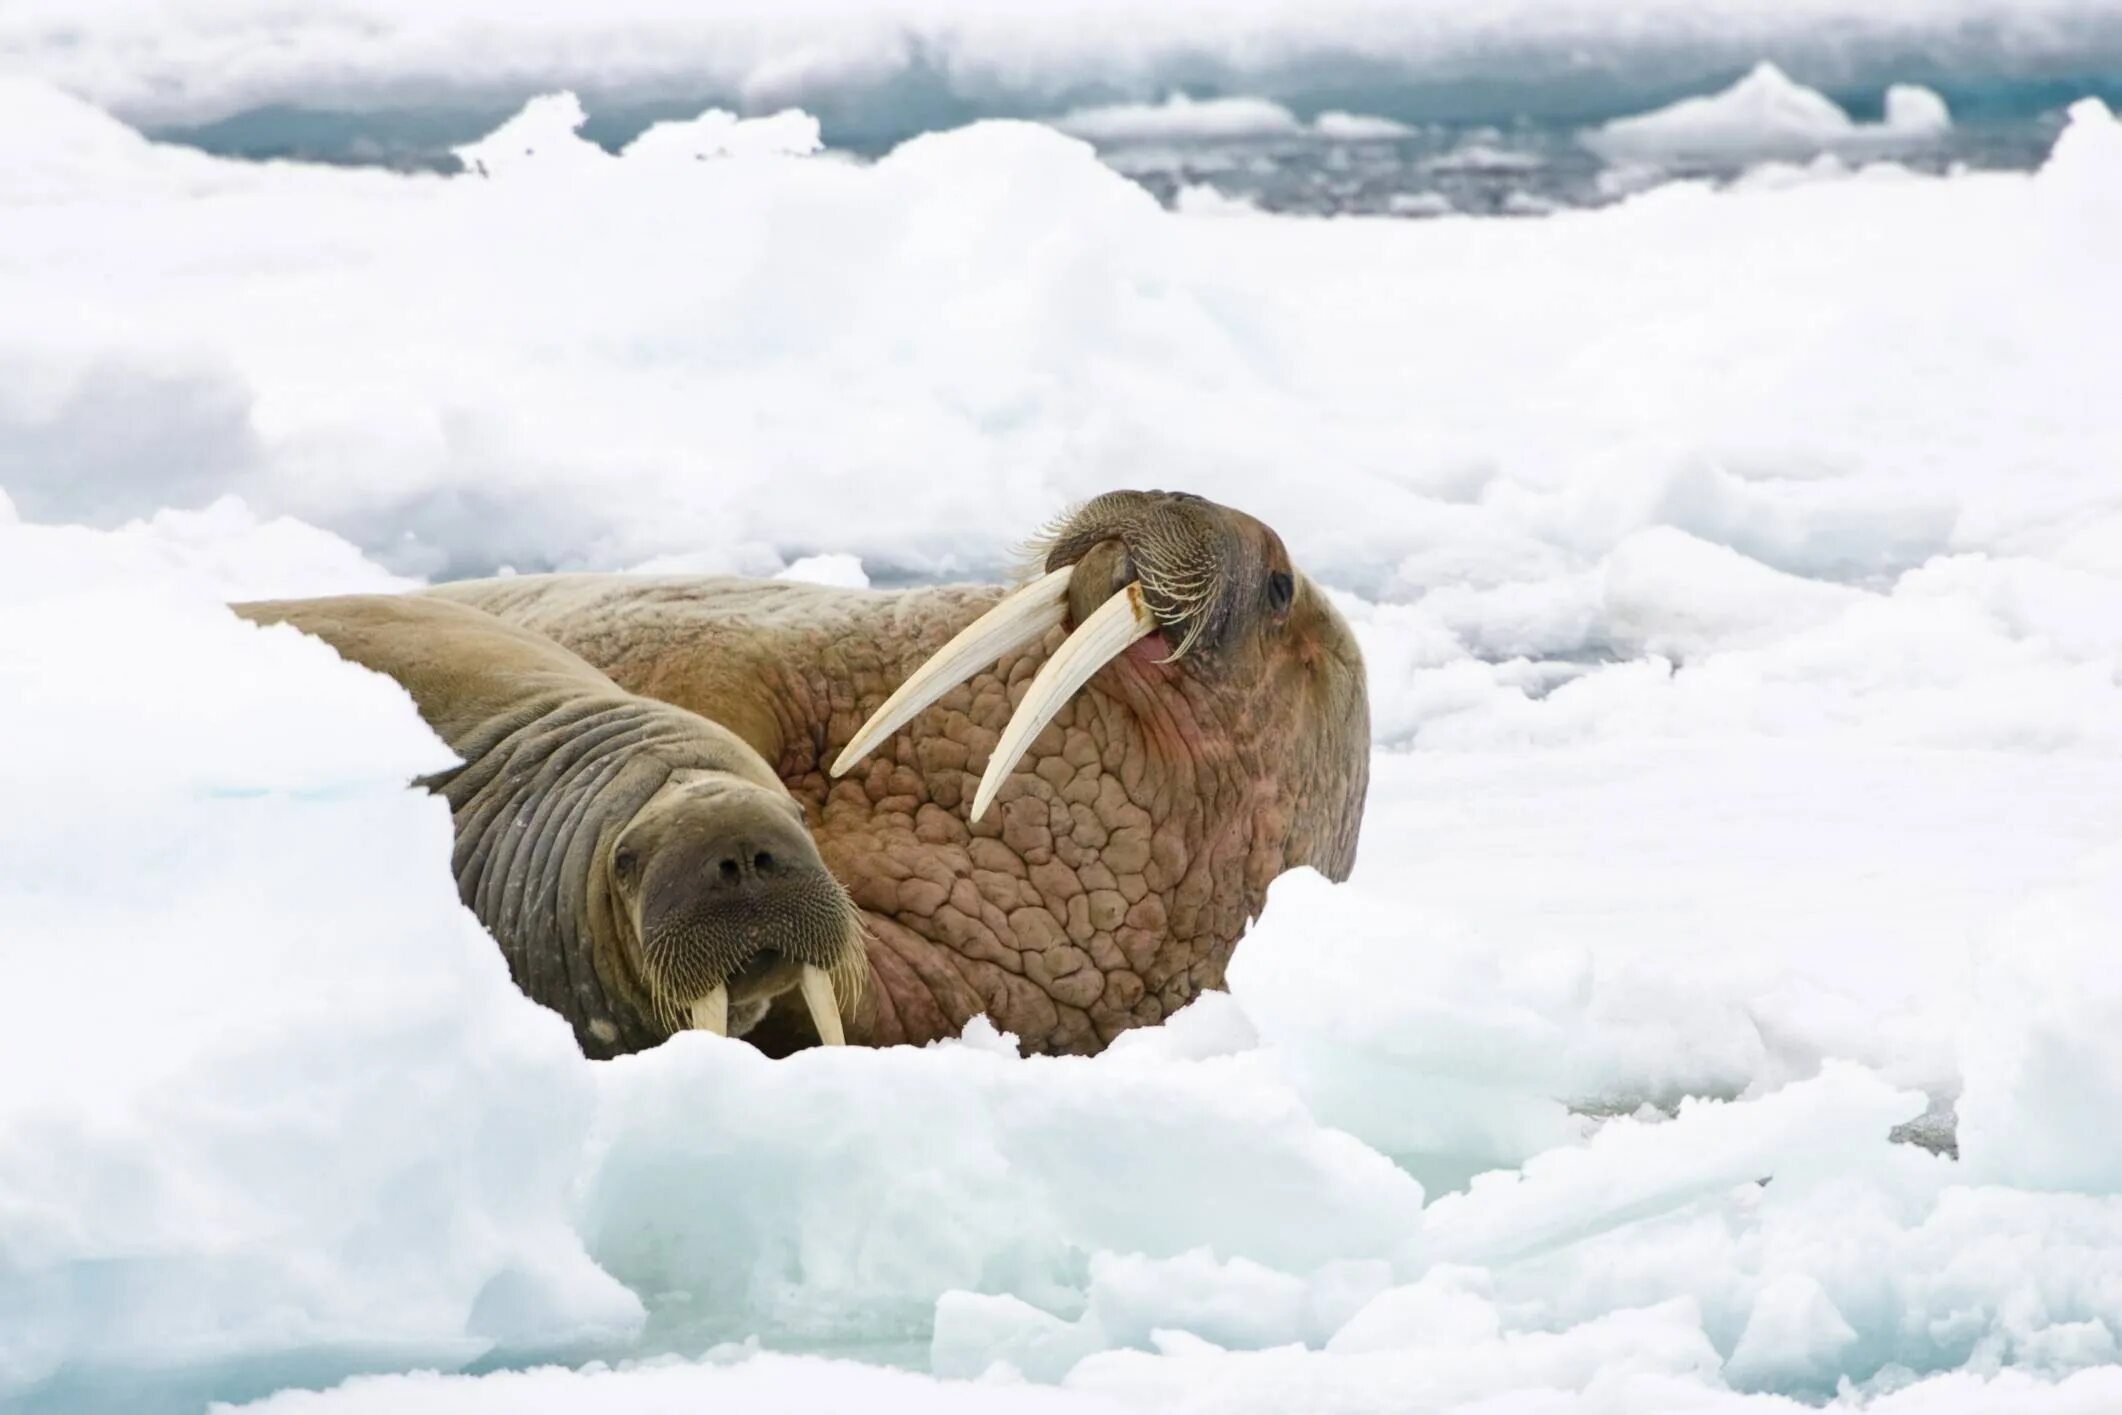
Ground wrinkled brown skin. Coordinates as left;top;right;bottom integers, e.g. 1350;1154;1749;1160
431;490;1370;1055
232;594;863;1057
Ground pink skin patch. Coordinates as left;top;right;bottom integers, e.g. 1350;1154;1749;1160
1125;629;1176;668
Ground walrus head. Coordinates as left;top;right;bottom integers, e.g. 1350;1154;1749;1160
605;769;868;1044
833;489;1368;881
433;694;871;1056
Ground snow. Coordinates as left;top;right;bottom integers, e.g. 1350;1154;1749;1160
7;79;2118;591
1173;184;1269;218
218;1355;1130;1413
0;512;642;1413
0;497;416;606
452;92;821;177
1052;96;1307;143
3;75;2122;1415
1049;95;1414;144
1585;63;1952;165
576;1010;1423;1356
1956;845;2122;1192
215;1352;2122;1414
1426;138;1545;172
1312;111;1416;142
773;552;870;588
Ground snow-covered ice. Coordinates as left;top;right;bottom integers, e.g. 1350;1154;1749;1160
217;1356;1132;1414
2;70;2121;1415
1311;112;1417;143
7;78;2118;588
452;92;821;178
213;1359;2122;1415
1052;96;1310;143
1050;95;1413;145
0;510;642;1413
1585;63;1953;165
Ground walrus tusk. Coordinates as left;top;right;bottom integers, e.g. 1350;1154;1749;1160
971;583;1157;823
830;566;1075;777
690;986;729;1037
799;963;846;1046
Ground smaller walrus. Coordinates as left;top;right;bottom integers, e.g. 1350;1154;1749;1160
236;594;866;1058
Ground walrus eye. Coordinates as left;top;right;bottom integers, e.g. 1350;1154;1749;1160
1267;571;1294;615
613;846;638;881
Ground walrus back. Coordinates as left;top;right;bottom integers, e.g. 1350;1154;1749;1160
236;593;631;746
425;572;921;766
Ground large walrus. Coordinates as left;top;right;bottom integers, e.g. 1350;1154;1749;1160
431;489;1369;1056
235;594;867;1057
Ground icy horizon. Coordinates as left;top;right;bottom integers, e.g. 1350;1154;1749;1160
4;0;2120;135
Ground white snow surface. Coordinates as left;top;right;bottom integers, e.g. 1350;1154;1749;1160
453;92;822;178
0;508;643;1413
1586;63;1953;164
2;83;2122;1414
218;1355;1133;1414
1312;111;1418;142
1052;95;1309;143
1049;94;1413;145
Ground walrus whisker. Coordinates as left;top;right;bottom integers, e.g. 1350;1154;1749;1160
650;977;698;1040
635;869;869;1048
826;880;872;1010
829;565;1075;777
970;582;1158;823
794;883;867;1045
1130;552;1222;662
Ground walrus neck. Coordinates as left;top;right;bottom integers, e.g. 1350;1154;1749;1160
739;586;1282;1056
432;693;678;1058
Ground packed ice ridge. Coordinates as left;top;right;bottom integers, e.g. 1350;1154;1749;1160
1050;94;1413;144
2;81;2122;1415
1585;63;1953;164
452;92;821;177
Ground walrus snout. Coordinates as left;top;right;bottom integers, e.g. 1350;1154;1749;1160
682;808;806;897
614;779;865;1048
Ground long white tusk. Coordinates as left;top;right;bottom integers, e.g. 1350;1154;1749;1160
830;566;1075;777
799;963;846;1046
689;986;729;1037
970;582;1156;823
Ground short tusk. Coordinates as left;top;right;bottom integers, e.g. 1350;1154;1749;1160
799;963;846;1046
970;582;1156;823
830;566;1075;777
690;985;730;1038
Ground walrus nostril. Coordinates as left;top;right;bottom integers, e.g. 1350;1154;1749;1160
708;837;794;890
